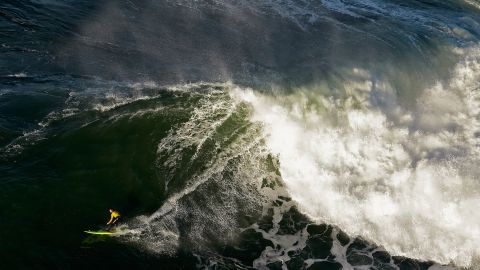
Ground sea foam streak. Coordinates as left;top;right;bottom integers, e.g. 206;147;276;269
232;47;480;267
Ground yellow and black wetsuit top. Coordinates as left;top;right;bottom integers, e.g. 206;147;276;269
107;211;121;225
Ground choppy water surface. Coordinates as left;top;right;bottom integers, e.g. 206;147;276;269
1;1;480;269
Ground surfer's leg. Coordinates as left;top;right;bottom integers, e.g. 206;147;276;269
106;218;119;231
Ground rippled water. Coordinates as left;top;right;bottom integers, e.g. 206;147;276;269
1;1;480;269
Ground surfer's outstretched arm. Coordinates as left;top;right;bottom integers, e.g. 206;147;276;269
106;216;114;225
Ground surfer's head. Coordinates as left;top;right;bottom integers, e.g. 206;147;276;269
109;209;113;213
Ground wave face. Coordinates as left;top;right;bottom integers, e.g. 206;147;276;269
1;0;480;269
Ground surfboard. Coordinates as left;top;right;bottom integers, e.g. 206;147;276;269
84;230;115;235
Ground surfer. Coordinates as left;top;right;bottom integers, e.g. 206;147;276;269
106;209;121;230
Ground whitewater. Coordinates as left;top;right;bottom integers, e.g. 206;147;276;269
232;46;480;267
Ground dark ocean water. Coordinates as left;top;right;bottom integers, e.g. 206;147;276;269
1;1;480;269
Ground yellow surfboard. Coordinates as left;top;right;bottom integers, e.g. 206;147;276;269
84;230;115;235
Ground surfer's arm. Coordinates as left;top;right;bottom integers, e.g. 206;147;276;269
107;216;114;225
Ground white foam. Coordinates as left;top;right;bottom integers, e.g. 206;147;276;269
464;0;480;11
6;72;28;78
232;47;480;268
